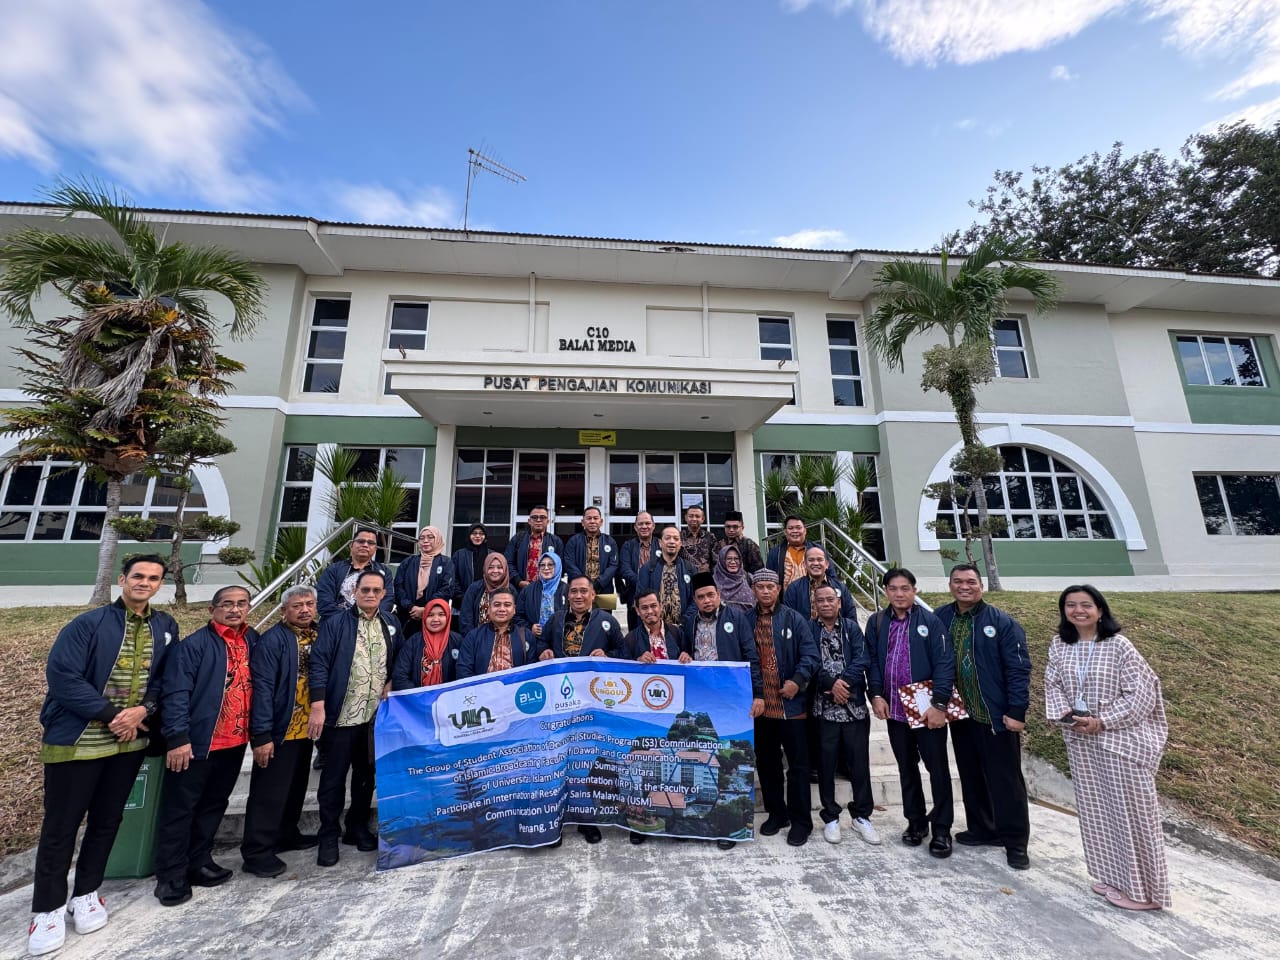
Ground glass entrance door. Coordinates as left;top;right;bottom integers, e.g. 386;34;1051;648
606;451;735;541
451;448;586;550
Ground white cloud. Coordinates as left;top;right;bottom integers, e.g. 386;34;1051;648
783;1;1280;132
772;228;851;248
1050;64;1077;81
954;117;977;130
334;184;456;228
0;0;301;206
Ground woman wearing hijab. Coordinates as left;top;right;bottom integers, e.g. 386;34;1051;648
712;543;755;611
452;523;495;604
1045;584;1170;911
393;526;457;634
391;599;463;690
459;552;511;634
517;552;565;635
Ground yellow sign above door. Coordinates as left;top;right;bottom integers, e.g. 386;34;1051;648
578;430;617;446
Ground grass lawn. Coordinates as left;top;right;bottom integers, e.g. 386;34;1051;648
922;591;1280;858
1;594;1277;860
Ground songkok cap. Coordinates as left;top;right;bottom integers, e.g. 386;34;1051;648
751;569;780;585
690;572;717;592
724;510;744;522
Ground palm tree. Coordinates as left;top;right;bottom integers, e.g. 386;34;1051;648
0;180;265;604
864;236;1059;589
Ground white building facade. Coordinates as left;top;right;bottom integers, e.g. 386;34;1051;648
1;204;1277;588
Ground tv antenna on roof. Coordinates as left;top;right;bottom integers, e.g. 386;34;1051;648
463;147;526;234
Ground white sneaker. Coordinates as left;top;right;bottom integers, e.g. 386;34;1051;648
27;907;65;956
823;820;842;844
68;891;108;935
851;817;882;845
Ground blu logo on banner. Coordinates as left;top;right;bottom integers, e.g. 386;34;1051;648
515;681;547;715
432;682;513;746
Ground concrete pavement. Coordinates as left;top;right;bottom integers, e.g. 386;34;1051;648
3;800;1277;960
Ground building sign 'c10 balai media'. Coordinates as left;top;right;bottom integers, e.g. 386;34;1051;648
559;326;636;352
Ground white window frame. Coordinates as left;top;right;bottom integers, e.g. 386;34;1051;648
938;446;1115;542
757;316;795;362
1176;333;1267;388
993;315;1030;379
383;300;431;395
0;459;207;543
826;315;864;407
301;297;350;394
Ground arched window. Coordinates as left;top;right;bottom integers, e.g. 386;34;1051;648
0;459;207;542
935;445;1115;541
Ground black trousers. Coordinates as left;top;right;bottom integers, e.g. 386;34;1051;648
154;745;246;884
950;717;1030;850
754;716;812;831
886;719;953;833
32;750;146;912
817;716;873;823
240;738;313;864
317;723;374;843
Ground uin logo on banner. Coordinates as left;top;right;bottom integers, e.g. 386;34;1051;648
432;682;513;746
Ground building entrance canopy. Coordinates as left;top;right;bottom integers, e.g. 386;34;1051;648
385;353;797;431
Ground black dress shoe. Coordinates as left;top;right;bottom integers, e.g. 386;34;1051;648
956;830;1001;847
716;839;735;851
786;825;811;847
1006;848;1031;870
188;862;233;887
242;856;287;878
277;832;319;852
154;879;192;907
759;816;790;837
342;829;378;852
629;832;646;846
901;826;927;847
579;825;603;844
928;833;953;859
317;843;339;867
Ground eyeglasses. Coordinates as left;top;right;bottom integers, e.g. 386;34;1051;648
214;600;250;610
356;587;385;595
353;539;378;547
529;514;548;521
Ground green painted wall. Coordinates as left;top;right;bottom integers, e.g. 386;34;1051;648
456;427;734;450
282;416;437;446
1170;333;1280;425
936;539;1134;577
0;543;206;586
752;423;879;452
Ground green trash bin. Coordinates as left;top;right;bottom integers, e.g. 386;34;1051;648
104;755;165;879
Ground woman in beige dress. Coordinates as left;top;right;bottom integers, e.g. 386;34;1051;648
1045;584;1170;911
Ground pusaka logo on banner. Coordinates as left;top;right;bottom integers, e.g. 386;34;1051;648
552;674;584;712
432;682;513;746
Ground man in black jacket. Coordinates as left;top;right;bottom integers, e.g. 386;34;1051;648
240;585;320;878
308;569;398;867
29;555;176;955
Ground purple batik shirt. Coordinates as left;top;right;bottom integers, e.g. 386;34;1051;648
884;614;912;723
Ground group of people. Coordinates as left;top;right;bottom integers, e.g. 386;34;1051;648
27;507;1172;957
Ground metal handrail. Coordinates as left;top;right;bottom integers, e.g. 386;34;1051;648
765;518;932;613
248;518;417;630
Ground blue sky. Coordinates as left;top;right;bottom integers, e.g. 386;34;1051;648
1;0;1278;250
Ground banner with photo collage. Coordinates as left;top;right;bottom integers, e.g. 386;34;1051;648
373;659;757;869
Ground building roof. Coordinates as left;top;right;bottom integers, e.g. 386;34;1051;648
2;201;1278;315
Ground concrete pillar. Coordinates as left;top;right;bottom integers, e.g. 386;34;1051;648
733;429;760;539
430;423;456;530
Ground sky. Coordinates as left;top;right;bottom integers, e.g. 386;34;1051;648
0;0;1278;251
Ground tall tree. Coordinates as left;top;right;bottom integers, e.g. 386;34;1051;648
864;237;1059;589
0;180;265;604
955;122;1280;277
